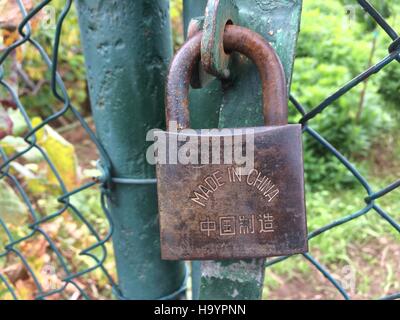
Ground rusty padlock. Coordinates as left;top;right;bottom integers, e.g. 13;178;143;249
156;25;307;260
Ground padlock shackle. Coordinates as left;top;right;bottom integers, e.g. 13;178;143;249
166;25;288;130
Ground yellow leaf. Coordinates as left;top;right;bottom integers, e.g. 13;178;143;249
31;117;80;190
0;180;27;225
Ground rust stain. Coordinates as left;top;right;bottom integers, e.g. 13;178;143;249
166;25;288;129
159;25;307;260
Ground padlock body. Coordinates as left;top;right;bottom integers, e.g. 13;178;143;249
156;124;307;260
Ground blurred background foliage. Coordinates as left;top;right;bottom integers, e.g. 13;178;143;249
293;0;399;189
0;0;399;299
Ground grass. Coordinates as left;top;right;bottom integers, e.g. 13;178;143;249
1;140;399;299
263;169;400;300
1;125;399;300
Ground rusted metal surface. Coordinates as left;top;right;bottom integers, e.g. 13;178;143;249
187;17;215;89
183;0;303;300
159;24;307;260
201;0;239;78
166;25;288;129
157;126;307;260
165;32;201;130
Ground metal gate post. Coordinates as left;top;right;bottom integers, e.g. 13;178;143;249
76;0;186;299
183;0;303;299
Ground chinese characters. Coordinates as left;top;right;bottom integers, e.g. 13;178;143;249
199;213;274;237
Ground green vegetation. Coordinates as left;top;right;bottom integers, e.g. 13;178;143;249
265;0;400;299
293;1;399;189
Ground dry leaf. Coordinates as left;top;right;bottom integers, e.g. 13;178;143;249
0;0;33;30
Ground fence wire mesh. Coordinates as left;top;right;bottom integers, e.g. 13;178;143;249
0;0;119;300
266;0;400;300
0;0;399;300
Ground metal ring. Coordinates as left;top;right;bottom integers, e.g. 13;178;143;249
166;24;288;130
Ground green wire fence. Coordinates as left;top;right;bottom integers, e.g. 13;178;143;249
0;0;119;299
0;0;399;300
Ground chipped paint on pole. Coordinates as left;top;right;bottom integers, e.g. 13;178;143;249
183;0;303;300
76;0;186;299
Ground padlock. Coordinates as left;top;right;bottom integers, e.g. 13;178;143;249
156;25;308;260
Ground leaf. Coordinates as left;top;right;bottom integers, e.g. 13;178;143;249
8;108;27;136
0;136;42;162
0;180;28;225
31;118;80;190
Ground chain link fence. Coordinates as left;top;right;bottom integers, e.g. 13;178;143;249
265;0;400;300
0;0;399;300
0;0;119;299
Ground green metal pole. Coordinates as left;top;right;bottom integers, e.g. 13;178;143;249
76;0;186;299
183;0;302;300
182;0;221;301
